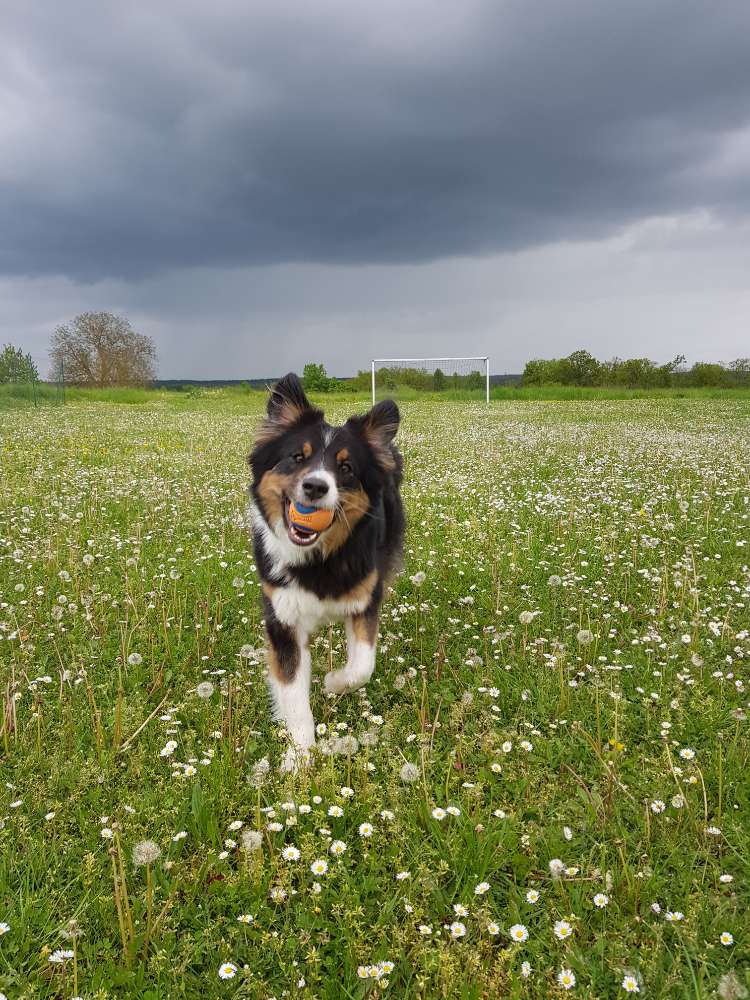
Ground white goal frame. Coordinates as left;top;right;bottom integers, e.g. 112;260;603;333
371;357;490;404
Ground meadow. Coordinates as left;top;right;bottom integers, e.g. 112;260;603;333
1;391;749;999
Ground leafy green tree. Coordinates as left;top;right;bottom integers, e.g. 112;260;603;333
432;368;446;391
0;344;39;383
302;363;335;392
466;370;483;390
563;350;601;386
688;362;729;387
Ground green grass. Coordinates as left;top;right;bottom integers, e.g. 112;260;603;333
1;395;749;998
4;382;750;414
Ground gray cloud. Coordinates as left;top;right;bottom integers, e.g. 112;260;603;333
2;1;750;375
3;0;750;282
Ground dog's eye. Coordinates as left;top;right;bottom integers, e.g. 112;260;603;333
293;452;305;464
339;461;352;475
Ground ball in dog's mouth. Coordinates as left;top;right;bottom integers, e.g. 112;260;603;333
284;498;334;546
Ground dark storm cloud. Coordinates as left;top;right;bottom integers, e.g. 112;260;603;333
2;0;750;282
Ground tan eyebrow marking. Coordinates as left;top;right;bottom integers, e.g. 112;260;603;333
302;441;313;458
336;447;349;462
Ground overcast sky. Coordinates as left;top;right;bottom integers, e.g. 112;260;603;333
2;0;750;377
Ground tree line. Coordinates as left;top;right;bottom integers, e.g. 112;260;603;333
523;350;750;388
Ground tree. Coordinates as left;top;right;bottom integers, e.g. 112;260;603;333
563;350;601;386
302;363;335;392
0;344;38;383
432;368;446;391
50;312;156;386
728;358;750;387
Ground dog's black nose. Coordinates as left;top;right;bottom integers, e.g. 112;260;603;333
302;476;329;501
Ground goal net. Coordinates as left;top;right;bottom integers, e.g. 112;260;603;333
370;357;490;403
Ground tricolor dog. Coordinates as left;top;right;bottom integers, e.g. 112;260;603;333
248;374;404;770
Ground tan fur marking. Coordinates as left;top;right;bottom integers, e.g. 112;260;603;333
256;469;293;525
266;642;292;684
339;569;377;607
362;415;397;471
302;441;313;458
254;398;308;445
321;485;370;556
336;447;349;462
352;609;379;645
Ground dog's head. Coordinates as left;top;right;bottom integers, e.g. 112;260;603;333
249;373;399;557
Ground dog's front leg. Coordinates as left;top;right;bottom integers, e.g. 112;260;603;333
264;603;314;771
325;590;381;695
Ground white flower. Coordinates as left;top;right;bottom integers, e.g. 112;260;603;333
549;858;565;876
501;740;513;753
720;931;734;946
281;845;300;861
100;827;113;839
665;910;684;922
329;840;347;856
358;822;374;838
679;747;696;760
418;924;432;935
0;923;9;935
431;807;446;820
449;921;466;939
622;974;640;993
554;919;573;940
339;786;354;798
563;826;573;841
474;881;490;895
310;859;328;875
558;968;576;990
526;889;540;904
218;962;237;979
127;652;143;666
593;892;609;909
719;873;734;884
237;914;253;924
521;960;532;978
328;805;344;818
650;800;666;814
446;805;461;816
228;820;243;831
487;921;500;935
160;740;178;757
509;923;529;943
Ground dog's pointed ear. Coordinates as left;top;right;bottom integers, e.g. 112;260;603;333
356;399;400;470
256;373;315;445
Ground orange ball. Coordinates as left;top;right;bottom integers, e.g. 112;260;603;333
288;500;335;533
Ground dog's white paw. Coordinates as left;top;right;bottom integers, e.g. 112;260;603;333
280;744;313;774
324;668;360;695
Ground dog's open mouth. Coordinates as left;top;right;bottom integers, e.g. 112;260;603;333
283;497;332;547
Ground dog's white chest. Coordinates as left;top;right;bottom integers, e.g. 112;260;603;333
270;583;368;634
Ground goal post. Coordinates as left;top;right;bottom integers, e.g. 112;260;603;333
370;357;490;404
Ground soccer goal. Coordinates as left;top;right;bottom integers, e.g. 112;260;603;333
371;357;490;404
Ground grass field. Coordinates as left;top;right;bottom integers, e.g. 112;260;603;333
1;392;749;999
